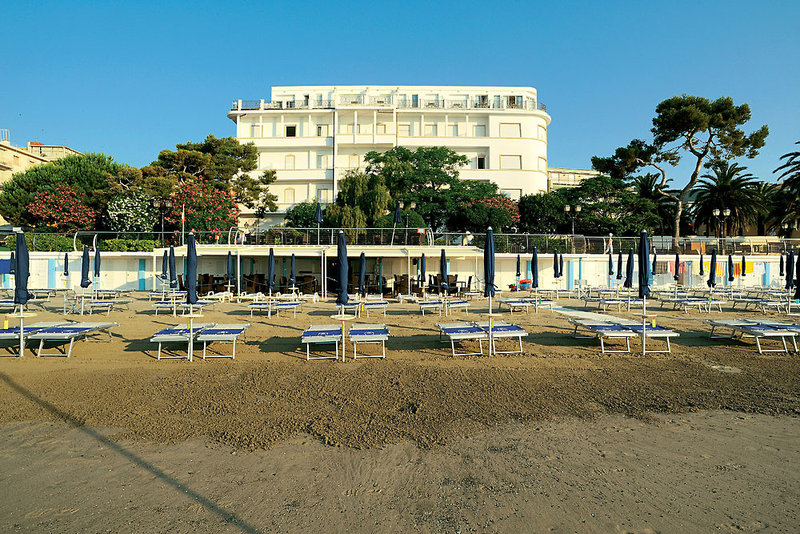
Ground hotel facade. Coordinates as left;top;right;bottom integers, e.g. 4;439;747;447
228;85;551;226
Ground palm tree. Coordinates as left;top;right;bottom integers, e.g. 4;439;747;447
773;142;800;236
692;161;761;237
632;173;676;235
775;141;800;193
752;182;778;235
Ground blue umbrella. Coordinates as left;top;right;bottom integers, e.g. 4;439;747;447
794;253;800;300
226;251;233;282
699;254;705;276
9;251;15;276
14;232;30;306
638;231;651;299
268;248;275;295
531;248;539;289
168;246;177;289
290;254;296;288
314;202;323;245
94;247;101;278
358;252;366;296
484;227;496;299
440;249;449;294
652;250;657;274
623;248;634;289
674;252;680;282
608;253;614;276
786;251;795;290
727;254;734;282
186;234;198;305
161;251;168;281
708;249;717;288
779;253;784;277
63;252;69;277
336;231;349;306
559;253;564;280
420;253;426;287
741;255;746;278
616;251;623;280
80;246;91;288
393;201;402;224
553;251;560;279
515;254;521;279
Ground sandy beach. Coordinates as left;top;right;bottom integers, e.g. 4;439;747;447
1;295;799;532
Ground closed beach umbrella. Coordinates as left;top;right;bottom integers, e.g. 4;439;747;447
226;251;233;282
168;246;177;289
393;201;402;224
80;246;91;288
186;234;198;305
708;249;717;288
553;251;559;279
64;252;69;277
652;251;657;274
314;202;323;224
616;251;623;280
161;251;168;281
559;253;564;280
786;251;795;290
699;254;705;276
14;232;30;306
420;253;426;286
290;254;296;288
674;252;680;282
484;227;495;298
336;231;349;306
515;254;521;279
623;248;634;289
358;252;366;296
794;254;800;300
741;255;746;278
779;253;784;277
268;248;275;294
440;249;449;293
727;254;734;282
9;251;15;276
638;231;651;299
608;253;614;276
94;247;101;278
531;248;539;289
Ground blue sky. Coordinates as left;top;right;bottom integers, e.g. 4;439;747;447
2;0;798;186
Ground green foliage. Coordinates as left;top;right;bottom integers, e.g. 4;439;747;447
518;191;568;233
450;196;520;233
285;201;324;228
324;170;392;229
692;161;761;236
374;210;425;228
102;239;161;252
0;153;126;227
234;169;279;215
5;233;74;252
104;191;158;232
164;180;239;241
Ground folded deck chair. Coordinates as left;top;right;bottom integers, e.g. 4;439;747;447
436;322;487;357
473;321;527;354
349;323;390;359
705;319;798;354
27;322;118;358
301;324;343;361
569;318;637;354
195;323;250;359
150;323;215;360
419;300;444;316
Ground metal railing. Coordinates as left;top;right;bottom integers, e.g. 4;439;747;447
231;98;547;113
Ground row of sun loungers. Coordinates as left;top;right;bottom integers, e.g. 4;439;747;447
301;323;390;360
499;297;554;314
706;319;800;354
0;321;118;358
150;323;251;360
569;317;680;354
436;321;528;357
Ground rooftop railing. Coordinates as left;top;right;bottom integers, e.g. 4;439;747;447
231;98;547;113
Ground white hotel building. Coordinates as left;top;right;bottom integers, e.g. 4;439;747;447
228;85;551;227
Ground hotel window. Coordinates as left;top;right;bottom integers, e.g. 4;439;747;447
450;124;458;136
358;123;371;134
316;124;329;137
250;124;261;138
349;154;360;168
507;96;521;108
303;94;310;106
342;123;353;134
285;125;297;137
499;123;522;137
538;125;547;140
317;155;329;169
398;124;411;136
411;94;419;108
376;123;387;134
424;124;437;136
284;188;295;205
501;189;522;201
500;155;522;169
317;188;331;203
317;94;324;106
285;155;295;169
476;95;489;108
476;155;486;169
473;125;486;137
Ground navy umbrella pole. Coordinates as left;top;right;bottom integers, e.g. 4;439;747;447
63;252;70;278
268;248;275;296
515;254;521;284
559;254;564;283
161;251;168;282
168;247;177;289
440;249;449;295
699;254;704;277
390;201;402;246
358;252;366;297
553;251;559;280
623;249;634;289
616;252;623;281
314;202;323;245
14;231;31;357
708;249;717;289
484;227;496;357
652;251;657;275
80;246;91;290
336;231;349;306
674;252;680;283
786;251;794;290
185;234;198;361
290;254;297;289
94;246;101;297
727;254;734;283
779;253;784;277
637;230;651;355
420;253;426;292
608;253;614;276
531;248;539;291
794;252;800;301
741;255;746;279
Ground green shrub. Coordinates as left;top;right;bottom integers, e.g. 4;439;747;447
101;239;160;252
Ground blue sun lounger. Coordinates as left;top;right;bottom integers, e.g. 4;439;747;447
610;320;681;354
195;323;251;359
26;322;118;358
436;322;488;356
150;323;215;360
706;319;798;354
0;321;74;355
362;300;390;317
444;299;470;316
473;321;528;354
301;324;343;361
419;300;444;316
569;318;637;354
81;298;133;315
249;300;303;318
500;297;554;314
349;324;390;359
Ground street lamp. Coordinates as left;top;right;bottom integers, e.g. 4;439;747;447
402;201;417;244
564;204;581;235
151;198;173;245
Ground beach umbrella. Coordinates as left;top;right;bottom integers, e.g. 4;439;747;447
638;231;651;299
673;252;680;282
708;249;717;288
94;247;101;278
559;253;564;281
268;248;275;295
80;246;91;289
699;254;705;276
780;253;784;277
358;252;366;296
623;248;634;289
226;251;233;282
741;255;746;278
186;234;198;305
484;227;496;299
608;253;614;276
440;249;449;294
290;254;296;288
14;232;30;358
652;250;657;274
553;251;559;279
336;231;349;306
794;253;800;300
786;251;795;290
420;253;426;287
616;251;623;280
532;248;539;289
9;251;15;276
168;246;177;289
515;254;521;280
727;254;734;282
314;202;323;245
161;251;168;281
63;252;69;277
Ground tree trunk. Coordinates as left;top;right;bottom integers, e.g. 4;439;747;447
672;199;683;251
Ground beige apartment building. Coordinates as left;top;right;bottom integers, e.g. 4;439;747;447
0;131;82;184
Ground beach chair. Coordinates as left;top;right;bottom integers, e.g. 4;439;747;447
349;323;390;359
569;318;637;354
419;300;444;316
27;322;118;358
301;324;343;360
28;289;57;300
195;323;250;359
739;319;800;352
705;319;798;354
473;321;527;354
610;318;681;354
362;300;389;317
436;322;487;357
82;298;133;316
150;323;214;360
444;299;470;316
0;321;73;355
249;300;303;318
501;297;554;314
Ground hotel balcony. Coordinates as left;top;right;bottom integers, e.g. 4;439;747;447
231;96;547;113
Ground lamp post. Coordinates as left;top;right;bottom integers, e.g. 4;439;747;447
151;198;173;246
401;201;417;245
564;204;581;235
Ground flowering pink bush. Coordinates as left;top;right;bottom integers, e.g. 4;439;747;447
27;184;97;231
474;196;520;224
164;180;239;241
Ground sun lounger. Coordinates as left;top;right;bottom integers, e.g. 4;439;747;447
731;298;788;314
195;323;250;359
436;322;487;357
0;321;74;355
148;290;186;301
81;298;133;315
444;299;470;316
349;323;390;359
610;318;680;354
569;318;637;354
705;319;798;354
419;300;444;316
362;300;389;317
150;323;215;360
27;322;118;358
301;324;343;360
501;297;554;314
28;289;57;300
248;300;303;318
473;321;527;354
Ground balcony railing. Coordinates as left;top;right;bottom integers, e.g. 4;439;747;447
231;99;335;111
231;98;547;113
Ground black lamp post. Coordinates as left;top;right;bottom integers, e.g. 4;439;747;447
151;198;173;245
401;201;417;245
